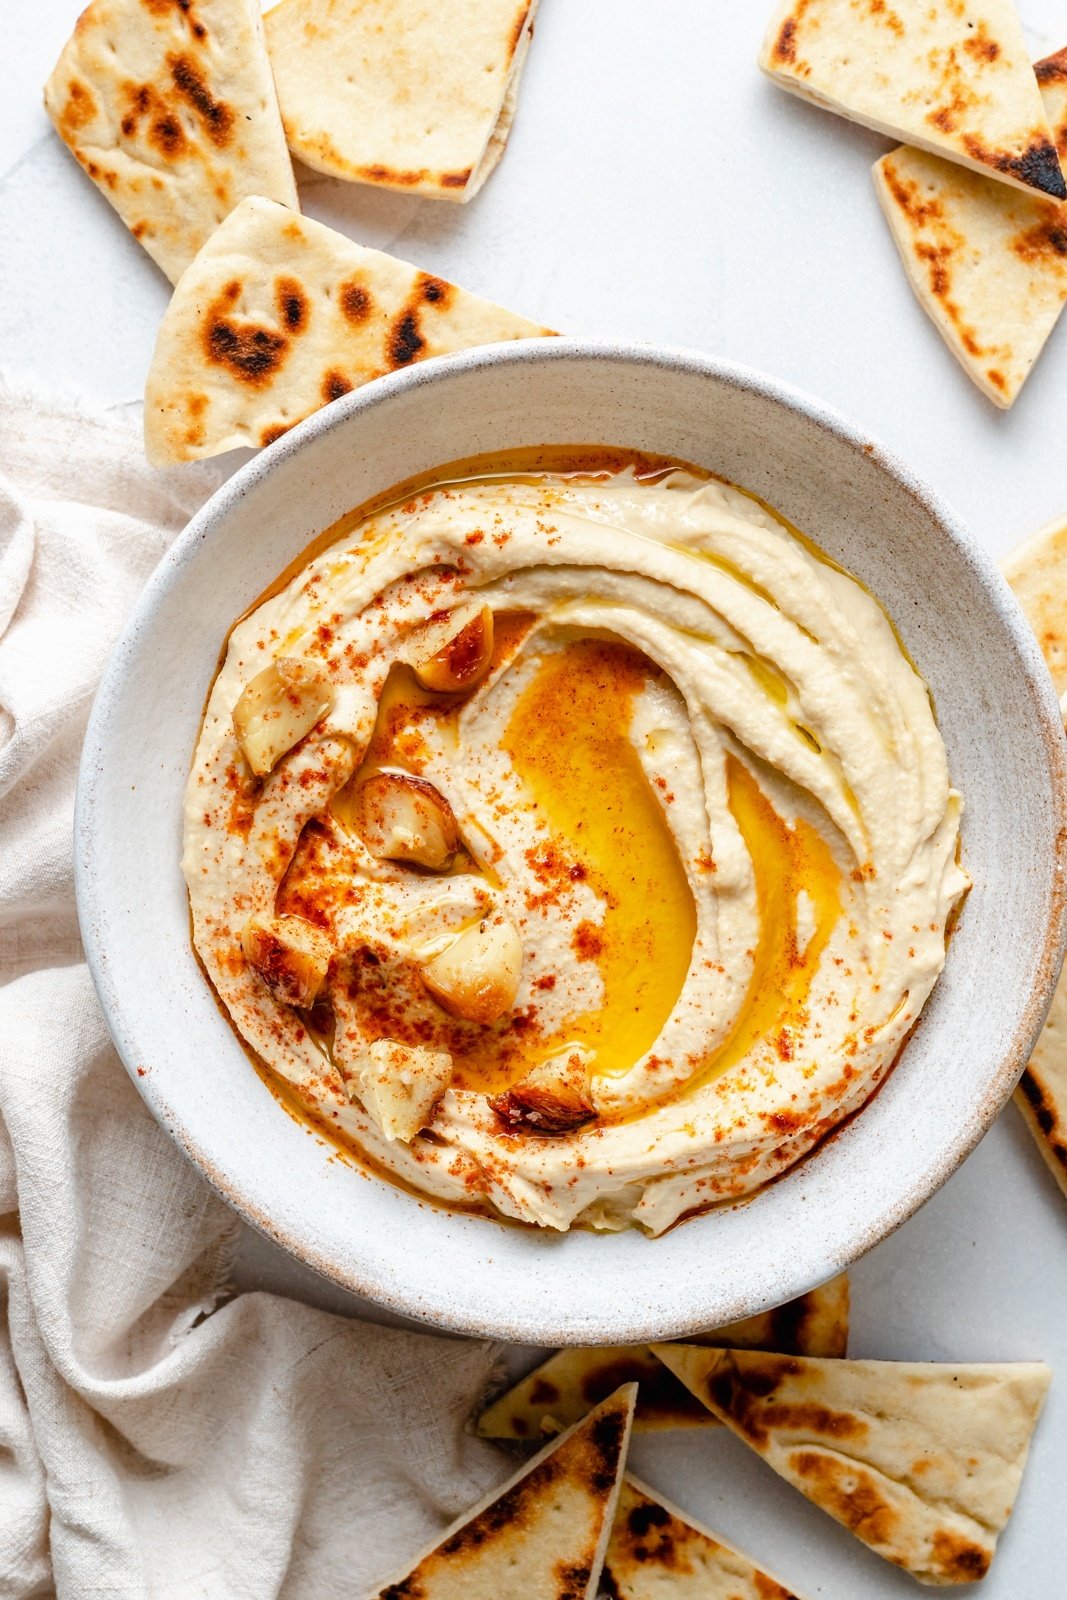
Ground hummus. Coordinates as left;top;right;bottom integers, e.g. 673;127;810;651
185;456;969;1233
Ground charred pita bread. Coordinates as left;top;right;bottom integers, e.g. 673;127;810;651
370;1384;636;1599
873;51;1067;407
264;0;538;201
44;0;297;284
143;196;552;464
1002;514;1067;1197
760;1;1066;201
1014;957;1067;1201
475;1275;850;1438
653;1346;1050;1586
602;1477;806;1600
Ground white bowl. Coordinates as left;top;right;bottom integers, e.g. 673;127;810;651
75;341;1067;1344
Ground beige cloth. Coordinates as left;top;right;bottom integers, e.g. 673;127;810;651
0;378;505;1598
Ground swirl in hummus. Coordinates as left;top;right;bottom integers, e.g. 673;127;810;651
184;455;969;1234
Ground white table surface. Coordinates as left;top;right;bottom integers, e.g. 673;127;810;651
5;3;1067;1595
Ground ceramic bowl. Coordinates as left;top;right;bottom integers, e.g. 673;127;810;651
75;340;1067;1344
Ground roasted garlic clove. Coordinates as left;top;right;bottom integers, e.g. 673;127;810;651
490;1053;597;1133
232;658;334;776
351;1039;453;1143
355;771;459;870
242;913;333;1009
402;602;494;693
421;914;522;1025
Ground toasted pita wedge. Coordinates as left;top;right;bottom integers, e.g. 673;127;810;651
475;1274;849;1438
603;1476;806;1600
653;1346;1050;1586
1002;515;1067;1196
873;51;1067;408
44;0;296;284
760;1;1066;201
370;1384;636;1599
144;196;552;464
264;0;538;201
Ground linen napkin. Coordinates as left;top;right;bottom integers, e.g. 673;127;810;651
0;378;506;1599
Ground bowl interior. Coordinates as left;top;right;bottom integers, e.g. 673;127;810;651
76;342;1067;1344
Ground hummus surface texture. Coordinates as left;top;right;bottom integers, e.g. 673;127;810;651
185;462;969;1233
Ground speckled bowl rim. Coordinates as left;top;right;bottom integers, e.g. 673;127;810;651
75;339;1067;1343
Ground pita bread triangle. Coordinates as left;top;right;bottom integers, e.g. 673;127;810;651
370;1383;636;1599
1002;514;1067;1198
475;1274;849;1438
1003;512;1067;698
44;0;297;285
264;0;538;202
651;1345;1050;1586
873;49;1067;408
143;195;553;464
760;1;1067;201
602;1476;806;1600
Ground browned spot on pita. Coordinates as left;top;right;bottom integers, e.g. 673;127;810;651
1011;217;1067;263
509;4;531;57
275;276;309;332
150;111;186;158
527;1376;560;1406
81;159;116;189
627;1496;672;1542
260;423;290;447
929;1529;991;1582
574;1356;700;1423
961;131;1067;200
58;79;96;134
789;1450;901;1547
389;310;425;367
321;369;352;403
439;1454;564;1557
179;391;209;447
555;1561;592;1598
588;1406;627;1491
358;162;424;187
769;1289;842;1357
203;280;288;387
142;0;208;31
419;274;452;308
441;169;473;189
754;1577;797;1600
379;1578;423;1599
117;80;187;159
132;220;148;238
881;160;945;227
774;18;798;64
1018;1068;1067;1170
339;278;373;325
879;159;985;356
168;52;234;146
926;83;979;137
708;1353;866;1450
962;24;999;64
1035;47;1067;86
